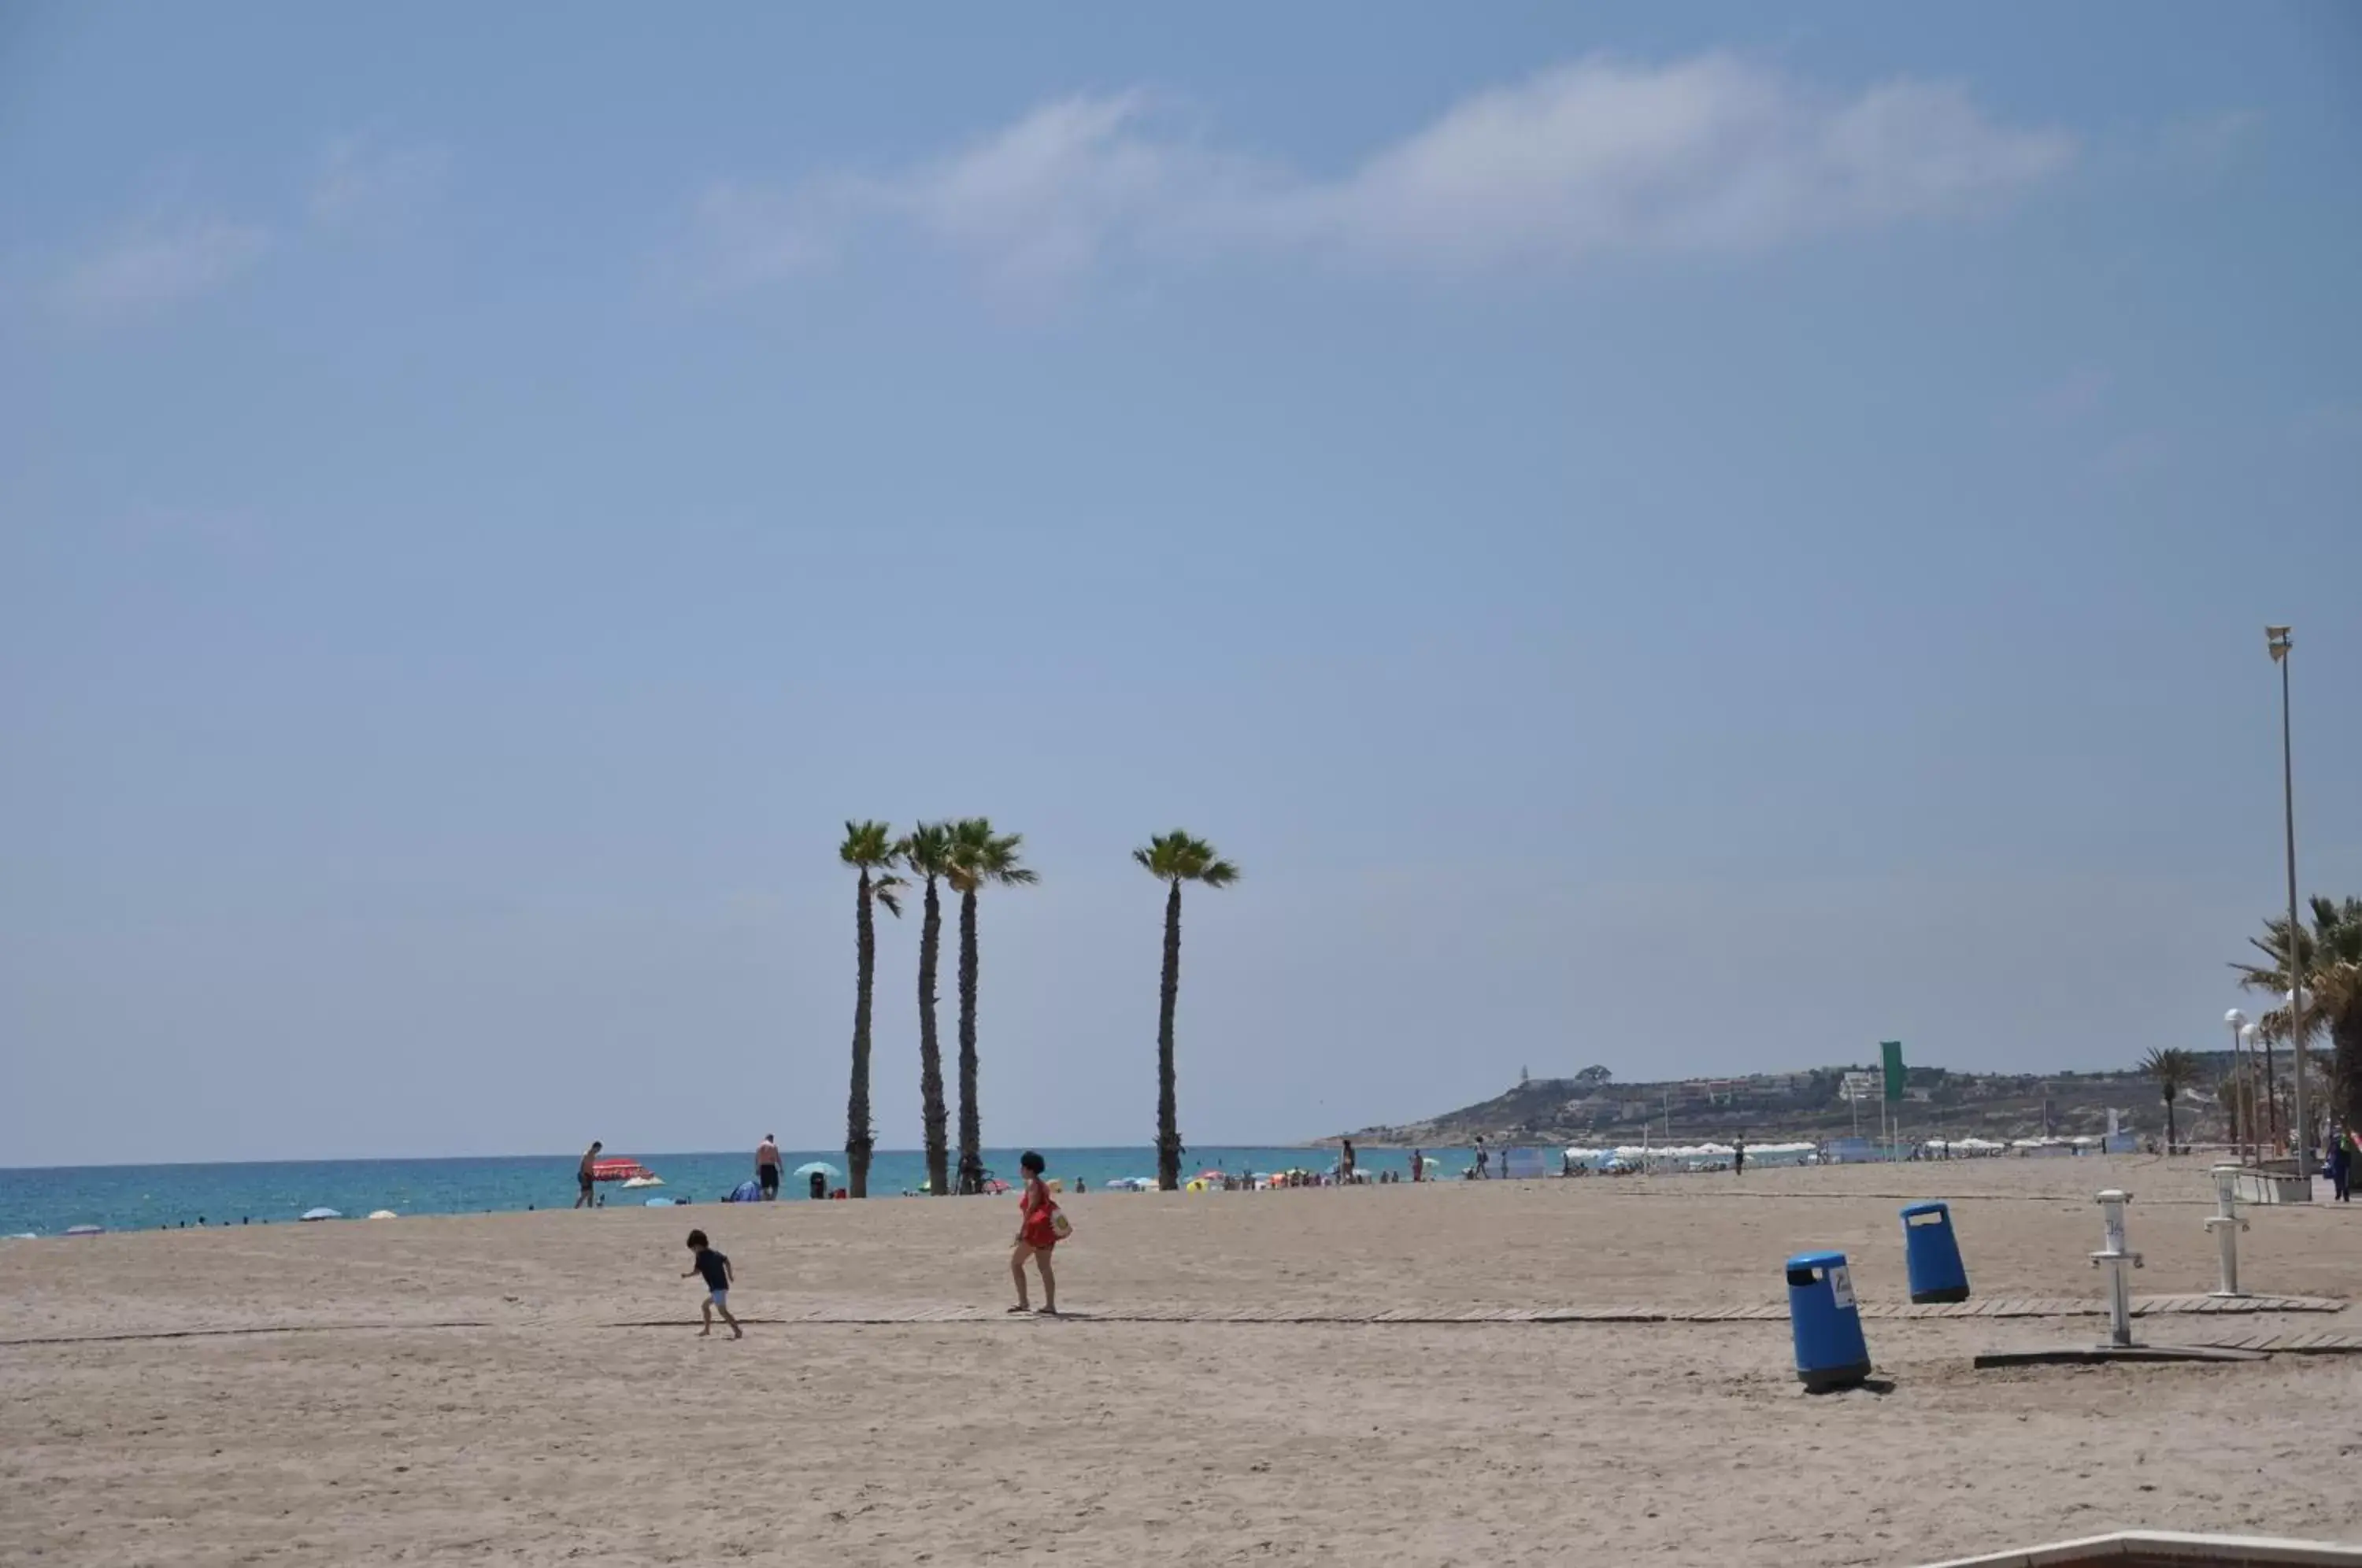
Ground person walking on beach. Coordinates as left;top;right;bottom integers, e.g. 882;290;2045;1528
2330;1133;2353;1203
1339;1139;1356;1185
1475;1137;1489;1180
1734;1137;1746;1178
576;1141;603;1209
1410;1148;1423;1183
681;1230;742;1339
756;1133;783;1201
1009;1151;1061;1316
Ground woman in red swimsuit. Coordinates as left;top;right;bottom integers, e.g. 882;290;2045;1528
1009;1150;1060;1315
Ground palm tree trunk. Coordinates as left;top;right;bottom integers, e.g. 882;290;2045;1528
956;888;983;1196
2162;1089;2177;1156
847;871;878;1199
917;876;949;1197
2334;1009;2360;1139
2263;1038;2281;1148
1155;878;1183;1192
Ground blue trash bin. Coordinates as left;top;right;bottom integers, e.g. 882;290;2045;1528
1901;1201;1970;1304
1786;1249;1871;1391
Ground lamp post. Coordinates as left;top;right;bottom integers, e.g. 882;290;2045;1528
2267;624;2311;1179
2239;1021;2260;1160
2224;1010;2248;1160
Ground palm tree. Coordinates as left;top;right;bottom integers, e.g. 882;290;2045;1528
839;822;904;1199
2235;895;2362;1149
1135;830;1239;1191
946;819;1038;1195
2219;1070;2259;1154
903;822;956;1197
2138;1048;2202;1154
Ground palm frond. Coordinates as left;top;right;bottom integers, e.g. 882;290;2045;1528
2138;1046;2205;1096
901;821;956;879
946;818;1036;892
839;818;901;871
1133;829;1239;887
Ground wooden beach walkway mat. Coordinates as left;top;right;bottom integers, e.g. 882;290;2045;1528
2;1294;2342;1348
2176;1328;2362;1356
599;1292;2344;1328
1868;1292;2341;1322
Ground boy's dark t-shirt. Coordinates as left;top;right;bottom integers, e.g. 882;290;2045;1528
694;1248;730;1291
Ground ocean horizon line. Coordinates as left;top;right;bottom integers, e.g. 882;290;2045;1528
0;1141;1342;1178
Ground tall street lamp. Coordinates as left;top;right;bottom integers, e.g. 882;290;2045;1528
2268;625;2312;1180
2239;1021;2260;1159
2224;1009;2249;1159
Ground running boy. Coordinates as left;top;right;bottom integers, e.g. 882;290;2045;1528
681;1230;742;1339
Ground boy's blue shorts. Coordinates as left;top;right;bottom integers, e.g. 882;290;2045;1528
708;1289;727;1308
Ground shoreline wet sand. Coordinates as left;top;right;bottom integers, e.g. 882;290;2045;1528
4;1157;2356;1565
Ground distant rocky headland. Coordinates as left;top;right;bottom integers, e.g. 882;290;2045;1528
1331;1057;2243;1148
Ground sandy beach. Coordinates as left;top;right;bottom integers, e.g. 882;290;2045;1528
4;1156;2357;1566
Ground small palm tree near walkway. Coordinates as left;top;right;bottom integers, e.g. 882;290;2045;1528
2234;895;2362;1146
1135;830;1239;1192
2139;1047;2203;1154
839;822;904;1199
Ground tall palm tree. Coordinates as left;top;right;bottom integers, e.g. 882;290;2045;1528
903;822;956;1197
2219;1070;2260;1154
2235;895;2362;1148
946;819;1037;1195
2138;1047;2202;1154
839;822;904;1200
1135;830;1239;1192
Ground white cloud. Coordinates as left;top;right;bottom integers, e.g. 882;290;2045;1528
691;54;2076;294
56;219;271;314
309;135;450;229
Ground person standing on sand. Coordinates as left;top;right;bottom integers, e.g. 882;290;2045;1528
1734;1137;1746;1178
756;1133;782;1201
576;1141;602;1209
2330;1133;2352;1203
1009;1151;1061;1316
1339;1139;1356;1185
1475;1137;1489;1180
1411;1148;1423;1183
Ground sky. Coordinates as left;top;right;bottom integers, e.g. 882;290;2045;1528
2;4;2359;1167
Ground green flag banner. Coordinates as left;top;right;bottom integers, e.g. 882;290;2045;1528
1880;1041;1905;1103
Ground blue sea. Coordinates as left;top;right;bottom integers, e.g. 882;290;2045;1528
0;1146;1489;1237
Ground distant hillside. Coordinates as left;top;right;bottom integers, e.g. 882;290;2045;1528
1335;1056;2257;1148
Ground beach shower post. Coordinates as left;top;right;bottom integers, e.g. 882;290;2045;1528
2089;1189;2142;1348
2205;1166;2248;1298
